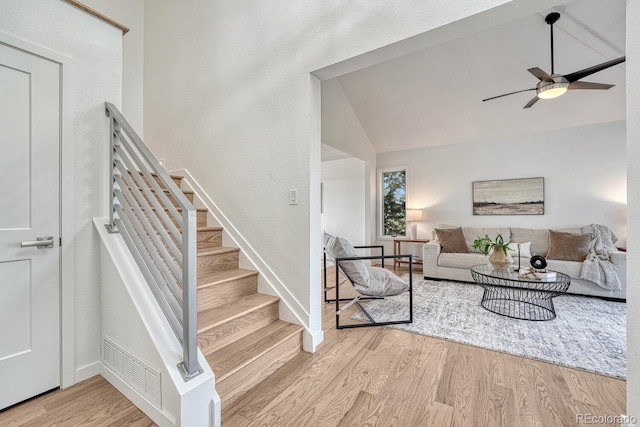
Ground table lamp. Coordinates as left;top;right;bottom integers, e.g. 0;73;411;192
406;209;423;240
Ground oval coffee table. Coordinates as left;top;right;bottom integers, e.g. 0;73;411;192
470;264;571;321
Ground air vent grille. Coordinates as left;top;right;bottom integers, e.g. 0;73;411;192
102;336;161;408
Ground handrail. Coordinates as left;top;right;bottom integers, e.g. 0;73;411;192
62;0;130;34
105;102;202;381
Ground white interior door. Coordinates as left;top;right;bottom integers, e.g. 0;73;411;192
0;42;61;410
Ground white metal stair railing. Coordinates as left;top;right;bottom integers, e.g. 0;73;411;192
105;102;202;381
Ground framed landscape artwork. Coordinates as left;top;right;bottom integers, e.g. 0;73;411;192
473;177;544;215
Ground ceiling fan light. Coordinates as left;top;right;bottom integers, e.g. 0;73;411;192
537;82;569;99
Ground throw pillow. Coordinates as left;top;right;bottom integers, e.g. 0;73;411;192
435;227;469;253
323;233;370;287
546;230;592;262
510;228;550;256
507;241;532;257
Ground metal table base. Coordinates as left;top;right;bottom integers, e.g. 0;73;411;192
471;264;571;321
480;287;557;321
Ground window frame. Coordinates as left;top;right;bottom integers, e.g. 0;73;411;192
377;166;408;240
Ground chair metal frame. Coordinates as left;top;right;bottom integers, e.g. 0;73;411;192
323;246;413;329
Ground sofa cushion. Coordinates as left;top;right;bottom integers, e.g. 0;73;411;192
438;225;511;253
547;230;592;262
465;227;511;253
435;227;469;253
508;241;531;257
510;228;550;257
438;253;488;269
545;259;583;279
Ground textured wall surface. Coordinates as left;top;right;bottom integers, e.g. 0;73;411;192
0;0;122;379
321;78;376;245
81;0;144;137
321;158;366;246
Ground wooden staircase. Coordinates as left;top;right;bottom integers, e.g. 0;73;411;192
148;172;304;413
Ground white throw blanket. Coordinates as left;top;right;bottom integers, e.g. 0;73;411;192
580;224;621;290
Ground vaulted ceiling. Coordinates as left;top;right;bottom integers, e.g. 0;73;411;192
327;0;626;155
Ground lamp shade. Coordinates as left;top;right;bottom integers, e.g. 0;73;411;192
406;209;423;222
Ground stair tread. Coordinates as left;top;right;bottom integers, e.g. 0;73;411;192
152;206;208;212
198;246;239;256
134;170;183;180
197;293;279;332
139;187;194;195
197;268;258;288
198;226;223;232
207;320;303;382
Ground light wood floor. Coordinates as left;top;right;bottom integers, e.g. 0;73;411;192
0;266;626;426
0;375;154;426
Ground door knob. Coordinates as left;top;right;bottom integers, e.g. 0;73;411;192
21;236;54;249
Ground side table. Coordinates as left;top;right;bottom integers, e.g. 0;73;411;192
393;238;429;270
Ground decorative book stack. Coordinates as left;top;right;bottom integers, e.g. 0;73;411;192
518;268;557;280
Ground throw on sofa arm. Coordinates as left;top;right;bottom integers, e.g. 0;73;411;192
423;241;442;278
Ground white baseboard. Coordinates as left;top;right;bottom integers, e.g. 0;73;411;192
303;329;324;353
74;361;101;384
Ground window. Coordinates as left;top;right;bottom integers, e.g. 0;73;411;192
380;168;406;237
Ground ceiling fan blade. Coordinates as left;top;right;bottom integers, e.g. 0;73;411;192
482;88;536;102
568;81;614;90
528;67;553;81
564;56;626;83
523;96;539;109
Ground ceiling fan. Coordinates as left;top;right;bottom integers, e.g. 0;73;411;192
482;12;625;109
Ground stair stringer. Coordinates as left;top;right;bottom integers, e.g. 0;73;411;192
171;168;324;352
94;218;221;427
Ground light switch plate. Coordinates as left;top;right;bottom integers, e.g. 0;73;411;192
289;189;298;205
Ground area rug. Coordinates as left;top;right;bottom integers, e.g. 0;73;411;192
351;277;626;378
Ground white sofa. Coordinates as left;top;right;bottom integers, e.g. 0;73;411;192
423;226;626;300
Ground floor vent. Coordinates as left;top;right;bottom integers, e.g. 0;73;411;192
102;335;161;408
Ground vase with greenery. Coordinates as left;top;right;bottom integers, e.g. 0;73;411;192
472;233;513;270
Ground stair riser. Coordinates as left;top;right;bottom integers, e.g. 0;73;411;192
164;192;194;208
152;174;182;189
129;171;182;189
140;209;206;229
170;210;207;228
198;302;279;355
198;251;239;275
198;275;258;312
218;331;303;410
198;229;223;249
140;191;194;210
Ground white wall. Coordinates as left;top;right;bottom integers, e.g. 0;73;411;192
321;79;376;162
321;78;377;246
376;120;627;249
0;0;122;382
626;0;640;419
80;0;145;137
321;158;366;246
